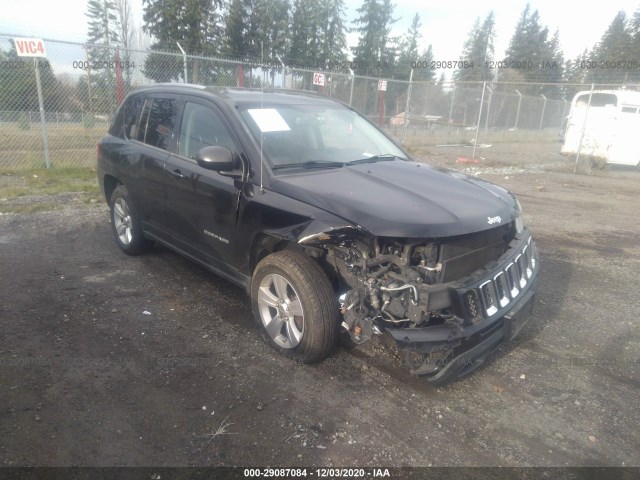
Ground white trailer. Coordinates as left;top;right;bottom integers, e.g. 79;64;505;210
561;89;640;166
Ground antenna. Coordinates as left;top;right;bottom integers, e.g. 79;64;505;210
259;40;265;194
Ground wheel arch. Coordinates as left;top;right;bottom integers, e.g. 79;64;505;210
249;233;301;276
248;231;354;296
103;174;120;203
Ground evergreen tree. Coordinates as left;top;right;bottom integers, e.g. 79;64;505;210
504;4;531;65
319;0;348;65
288;0;347;69
85;0;122;114
627;7;640;81
0;42;63;117
414;45;435;82
289;0;320;67
142;0;224;82
455;12;495;82
591;11;632;83
351;0;399;77
247;0;290;61
630;8;640;56
86;0;120;63
396;13;422;81
542;29;564;95
408;45;440;117
502;4;566;91
503;6;549;77
563;49;589;99
224;0;251;58
592;12;630;62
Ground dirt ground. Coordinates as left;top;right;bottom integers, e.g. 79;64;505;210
1;152;639;467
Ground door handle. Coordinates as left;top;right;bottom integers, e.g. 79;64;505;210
167;168;184;179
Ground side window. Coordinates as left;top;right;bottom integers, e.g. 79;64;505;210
122;96;145;140
142;98;178;151
178;102;236;159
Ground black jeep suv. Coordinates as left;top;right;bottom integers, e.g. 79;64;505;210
97;84;538;386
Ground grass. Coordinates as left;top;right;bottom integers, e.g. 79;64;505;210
401;129;560;149
0;166;100;214
0;123;105;169
0;167;99;197
198;416;236;444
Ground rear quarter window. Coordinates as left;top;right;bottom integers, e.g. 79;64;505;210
108;105;125;137
122;95;145;140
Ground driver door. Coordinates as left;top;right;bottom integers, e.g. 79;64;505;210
163;98;243;266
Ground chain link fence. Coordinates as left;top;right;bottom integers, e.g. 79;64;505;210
1;34;639;176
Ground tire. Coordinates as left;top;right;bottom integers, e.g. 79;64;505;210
109;184;153;255
251;251;338;364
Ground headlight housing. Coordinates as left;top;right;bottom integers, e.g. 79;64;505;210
514;198;524;234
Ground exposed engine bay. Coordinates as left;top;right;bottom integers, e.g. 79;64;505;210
315;222;519;345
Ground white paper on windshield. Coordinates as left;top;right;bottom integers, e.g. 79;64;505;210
247;108;291;132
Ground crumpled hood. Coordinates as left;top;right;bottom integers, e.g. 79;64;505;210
269;160;518;238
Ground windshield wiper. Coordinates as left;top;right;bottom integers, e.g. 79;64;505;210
272;160;345;171
347;154;402;165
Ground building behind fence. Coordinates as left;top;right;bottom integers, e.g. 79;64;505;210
1;34;638;173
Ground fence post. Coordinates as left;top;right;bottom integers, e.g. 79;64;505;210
34;58;51;169
561;98;568;135
539;94;547;130
84;47;93;117
514;89;522;130
484;86;493;132
574;83;595;174
176;42;188;83
403;68;413;142
472;81;486;159
448;84;456;135
348;69;355;106
377;88;385;127
276;55;286;89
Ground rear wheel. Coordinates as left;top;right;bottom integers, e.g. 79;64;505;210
109;184;153;255
251;251;338;363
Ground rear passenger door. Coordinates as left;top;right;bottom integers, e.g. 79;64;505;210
133;95;179;239
163;97;242;268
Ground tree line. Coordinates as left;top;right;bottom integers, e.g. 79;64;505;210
2;1;640;115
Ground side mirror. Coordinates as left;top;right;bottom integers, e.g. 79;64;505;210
196;146;235;171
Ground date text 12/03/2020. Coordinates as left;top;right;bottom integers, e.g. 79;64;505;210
410;59;560;69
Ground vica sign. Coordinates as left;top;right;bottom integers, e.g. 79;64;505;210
13;38;47;57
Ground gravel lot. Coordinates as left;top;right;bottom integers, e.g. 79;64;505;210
0;159;639;467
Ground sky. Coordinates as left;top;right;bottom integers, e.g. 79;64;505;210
0;0;638;67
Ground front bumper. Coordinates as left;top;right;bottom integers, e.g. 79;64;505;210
387;231;539;385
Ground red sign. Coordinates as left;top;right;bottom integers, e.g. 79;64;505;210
313;72;325;87
13;38;47;57
114;49;125;106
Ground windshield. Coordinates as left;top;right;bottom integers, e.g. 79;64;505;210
239;103;407;169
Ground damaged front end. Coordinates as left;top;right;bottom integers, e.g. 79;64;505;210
303;220;539;386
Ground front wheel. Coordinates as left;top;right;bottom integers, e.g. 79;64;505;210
251;251;338;364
